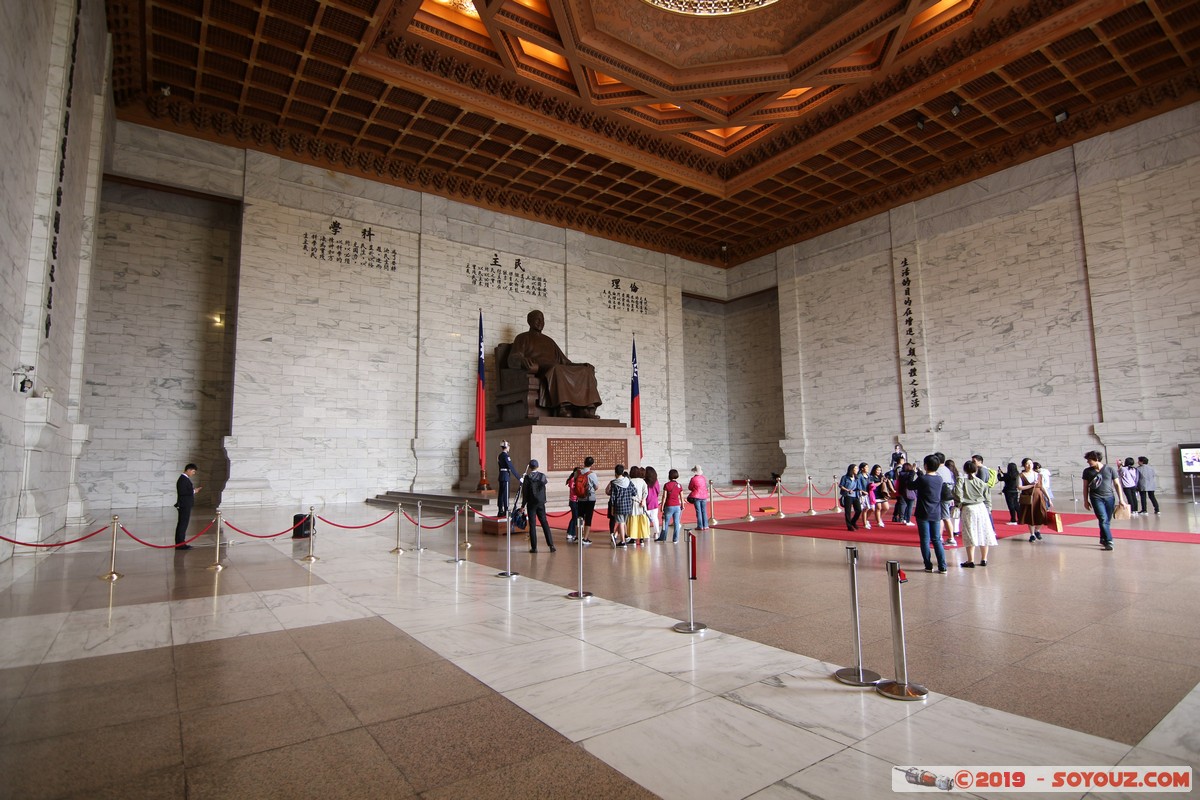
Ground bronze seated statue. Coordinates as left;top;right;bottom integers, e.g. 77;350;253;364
493;310;602;422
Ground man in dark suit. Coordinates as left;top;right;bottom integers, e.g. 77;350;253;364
175;463;200;549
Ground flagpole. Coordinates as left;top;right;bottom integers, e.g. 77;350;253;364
475;309;490;491
631;335;642;461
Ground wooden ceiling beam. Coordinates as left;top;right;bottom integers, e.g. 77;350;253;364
726;0;1138;194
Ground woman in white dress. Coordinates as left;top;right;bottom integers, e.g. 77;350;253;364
954;460;997;567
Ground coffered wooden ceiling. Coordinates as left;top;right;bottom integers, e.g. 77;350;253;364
106;0;1200;266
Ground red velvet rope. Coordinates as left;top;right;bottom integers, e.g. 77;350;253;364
225;516;309;539
712;485;746;499
317;511;394;529
0;523;110;548
400;511;456;529
811;481;836;496
470;508;505;522
121;519;214;549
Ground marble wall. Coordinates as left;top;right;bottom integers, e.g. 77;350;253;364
772;103;1200;494
78;183;239;508
1;0;109;552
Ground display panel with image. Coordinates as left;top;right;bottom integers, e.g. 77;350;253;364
1181;444;1200;474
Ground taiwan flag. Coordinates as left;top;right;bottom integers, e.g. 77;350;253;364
631;337;642;459
475;311;486;473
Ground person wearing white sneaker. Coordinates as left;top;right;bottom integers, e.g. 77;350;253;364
867;464;889;528
1136;457;1160;515
856;462;872;529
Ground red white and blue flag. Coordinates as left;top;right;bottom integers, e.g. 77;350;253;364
631;337;642;459
475;310;486;472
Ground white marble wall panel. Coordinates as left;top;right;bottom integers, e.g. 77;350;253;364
80;184;238;508
726;293;785;481
1;0;109;552
775;110;1200;492
0;0;58;556
726;253;780;299
413;219;567;491
682;298;731;480
109;122;244;200
224;200;419;504
788;247;901;473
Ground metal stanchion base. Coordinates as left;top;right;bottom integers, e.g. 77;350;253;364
99;571;123;582
743;515;755;522
673;621;707;633
567;591;594;600
411;546;427;552
497;571;519;578
807;509;818;516
390;546;405;554
834;666;882;686
206;562;224;572
446;557;465;564
459;542;472;550
876;680;928;700
301;555;319;563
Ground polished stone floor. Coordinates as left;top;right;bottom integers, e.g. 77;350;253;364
1;498;1198;798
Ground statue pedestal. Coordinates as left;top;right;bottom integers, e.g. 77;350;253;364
460;418;639;508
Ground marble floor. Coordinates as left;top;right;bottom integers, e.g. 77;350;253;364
1;499;1198;799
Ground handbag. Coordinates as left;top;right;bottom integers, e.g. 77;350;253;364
1046;510;1064;533
1113;502;1132;521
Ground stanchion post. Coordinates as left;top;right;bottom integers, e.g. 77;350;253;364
806;475;817;515
301;505;319;563
99;515;123;582
567;518;593;599
833;546;881;686
461;504;472;551
207;510;225;572
876;560;928;701
414;501;426;551
775;477;786;519
446;505;465;564
834;476;842;512
672;530;707;633
497;510;518;578
710;481;721;528
390;503;405;554
743;478;755;521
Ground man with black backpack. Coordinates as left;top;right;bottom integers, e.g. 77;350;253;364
521;460;555;553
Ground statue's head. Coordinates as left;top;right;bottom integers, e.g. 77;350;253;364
527;310;545;331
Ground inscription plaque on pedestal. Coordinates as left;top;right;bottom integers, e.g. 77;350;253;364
547;439;627;472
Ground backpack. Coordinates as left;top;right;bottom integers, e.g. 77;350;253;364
573;470;590;498
983;466;998;489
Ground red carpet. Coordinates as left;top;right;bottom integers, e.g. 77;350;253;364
716;509;1199;547
1037;511;1200;544
715;511;1028;548
558;489;1198;545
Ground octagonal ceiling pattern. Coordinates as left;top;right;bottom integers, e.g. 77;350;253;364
107;0;1200;266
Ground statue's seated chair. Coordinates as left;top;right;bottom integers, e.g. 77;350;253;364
494;343;545;422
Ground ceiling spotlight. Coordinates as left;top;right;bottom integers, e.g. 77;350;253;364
1054;110;1068;123
951;103;961;117
916;117;925;131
